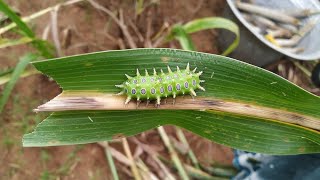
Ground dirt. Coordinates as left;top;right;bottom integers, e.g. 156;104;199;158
0;0;237;179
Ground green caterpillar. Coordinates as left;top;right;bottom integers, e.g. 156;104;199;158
115;63;205;106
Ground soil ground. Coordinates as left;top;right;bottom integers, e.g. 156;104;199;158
0;0;237;179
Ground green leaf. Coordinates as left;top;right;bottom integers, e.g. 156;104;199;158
23;48;320;155
170;24;196;51
0;53;39;112
0;36;33;48
0;0;53;58
168;17;240;55
0;68;38;85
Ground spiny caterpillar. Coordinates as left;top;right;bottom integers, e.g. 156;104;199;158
115;63;205;106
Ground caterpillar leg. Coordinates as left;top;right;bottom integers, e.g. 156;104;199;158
173;93;176;105
116;91;125;95
190;89;197;97
136;97;141;107
156;96;161;108
125;96;131;105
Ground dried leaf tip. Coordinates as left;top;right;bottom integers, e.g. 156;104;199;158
197;71;203;76
145;69;149;76
160;69;165;75
167;66;173;73
186;63;190;71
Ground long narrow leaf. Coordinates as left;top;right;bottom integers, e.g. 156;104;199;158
170;25;195;51
168;17;239;55
0;53;38;112
0;0;34;37
0;0;53;58
0;37;33;48
0;68;38;85
23;49;320;154
183;17;240;55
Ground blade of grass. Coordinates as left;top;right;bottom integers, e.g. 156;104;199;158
135;0;144;15
0;68;38;85
159;155;227;180
122;138;142;180
168;17;239;55
169;25;195;51
136;158;159;180
0;0;34;37
0;37;33;48
183;17;239;55
176;128;200;169
158;126;190;180
0;0;53;58
202;165;238;178
99;142;119;180
132;137;176;180
0;0;84;35
0;53;38;112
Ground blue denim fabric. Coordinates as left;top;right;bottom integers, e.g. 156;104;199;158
232;150;320;180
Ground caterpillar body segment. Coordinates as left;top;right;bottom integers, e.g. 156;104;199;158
115;63;205;106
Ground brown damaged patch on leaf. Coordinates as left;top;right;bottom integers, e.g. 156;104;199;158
34;92;320;131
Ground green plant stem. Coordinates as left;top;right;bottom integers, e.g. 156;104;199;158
122;138;141;180
0;0;53;58
104;142;119;180
292;61;312;77
0;68;39;85
0;0;34;37
135;0;144;15
169;25;195;51
158;126;190;180
0;37;33;48
159;156;228;180
0;0;84;35
176;128;200;169
0;53;38;113
202;165;238;178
